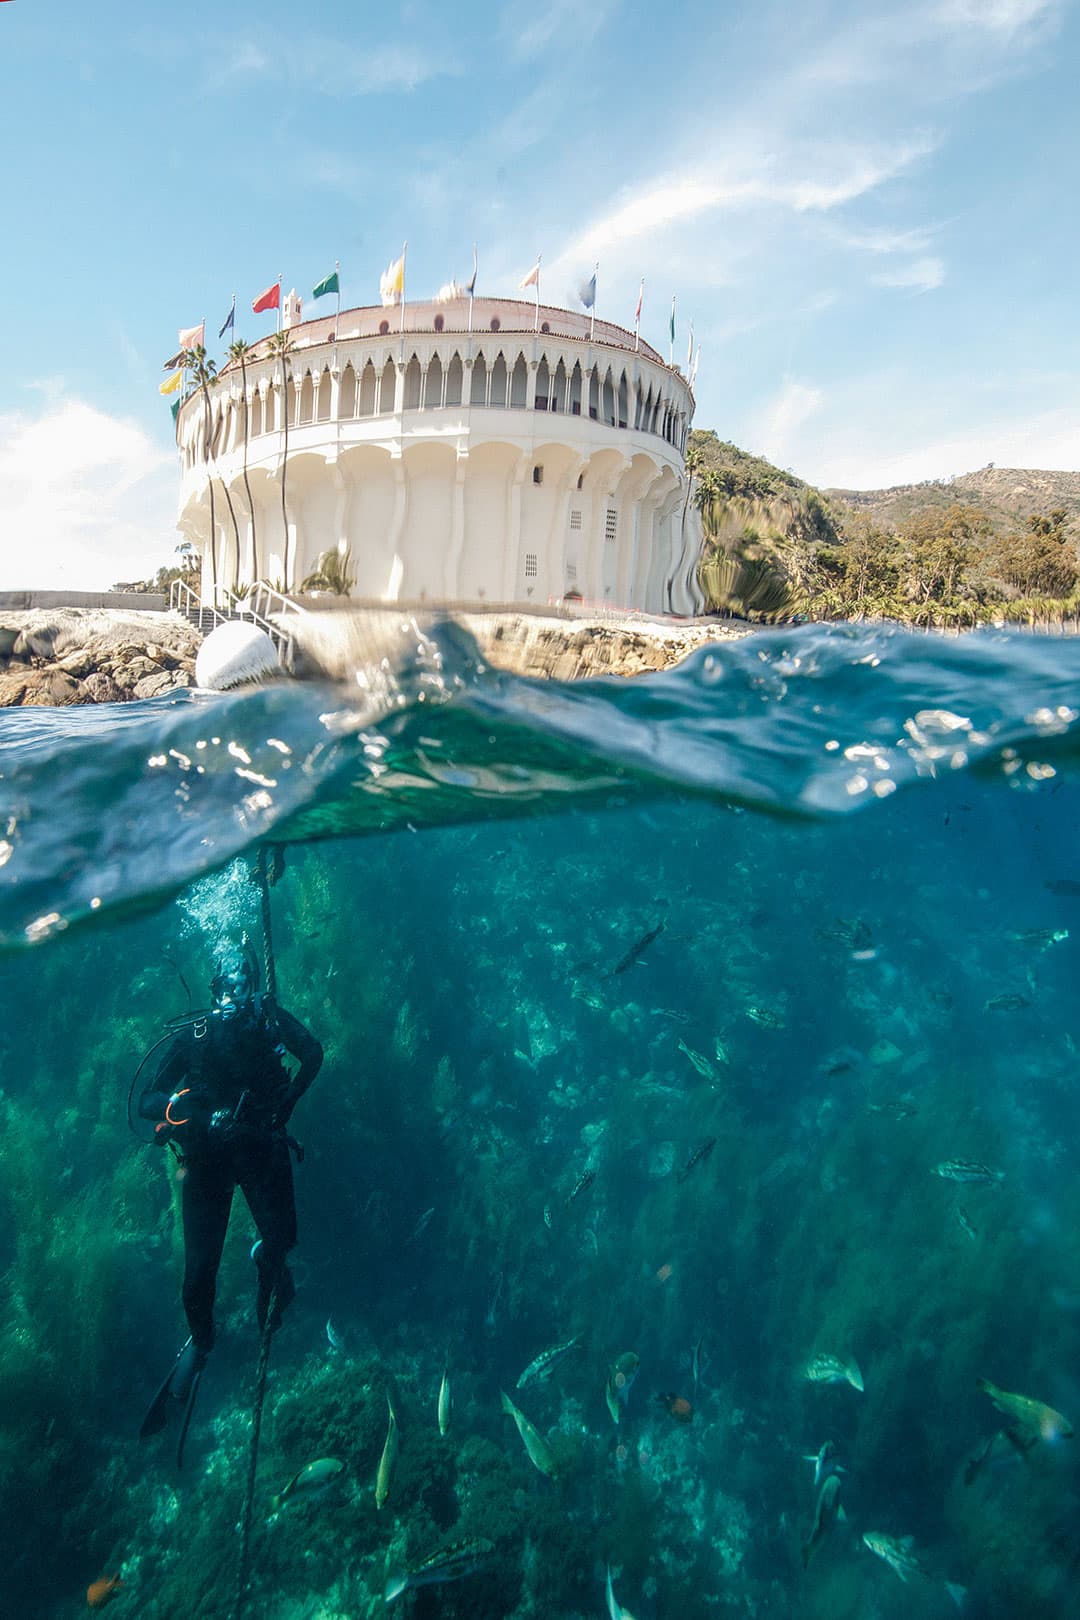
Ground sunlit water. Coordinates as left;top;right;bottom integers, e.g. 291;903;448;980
2;622;1079;1619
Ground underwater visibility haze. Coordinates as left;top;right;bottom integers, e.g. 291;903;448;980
2;621;1080;1619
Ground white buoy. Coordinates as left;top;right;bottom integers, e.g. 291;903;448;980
195;620;280;692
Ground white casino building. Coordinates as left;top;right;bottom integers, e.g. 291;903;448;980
176;293;704;614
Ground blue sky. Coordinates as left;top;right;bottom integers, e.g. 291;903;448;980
1;0;1077;588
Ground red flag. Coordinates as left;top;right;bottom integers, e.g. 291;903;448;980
252;281;281;314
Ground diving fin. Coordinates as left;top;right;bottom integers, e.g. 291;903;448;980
139;1338;207;1445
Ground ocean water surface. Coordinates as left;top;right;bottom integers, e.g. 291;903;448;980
2;621;1080;1619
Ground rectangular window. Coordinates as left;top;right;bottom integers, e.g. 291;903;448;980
532;465;543;485
605;508;618;542
524;553;537;577
566;561;577;581
569;510;582;530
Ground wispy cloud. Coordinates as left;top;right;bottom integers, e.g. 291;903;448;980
202;36;456;96
935;0;1061;34
0;400;177;590
870;255;946;292
754;379;826;465
500;0;616;59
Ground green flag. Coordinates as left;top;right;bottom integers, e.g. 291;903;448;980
170;400;180;422
312;270;340;300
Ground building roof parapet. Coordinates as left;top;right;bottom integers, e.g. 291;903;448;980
217;298;678;375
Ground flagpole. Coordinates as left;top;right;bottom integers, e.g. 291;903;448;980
589;262;597;342
335;259;341;331
400;241;407;334
635;279;643;352
468;241;477;335
669;295;675;367
534;253;541;334
277;273;283;335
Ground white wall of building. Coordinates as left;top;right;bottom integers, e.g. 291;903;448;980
177;298;704;615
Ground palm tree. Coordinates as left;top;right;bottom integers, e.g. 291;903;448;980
227;338;259;584
183;345;242;598
267;330;294;590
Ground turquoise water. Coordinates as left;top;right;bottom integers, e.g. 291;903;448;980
1;622;1079;1618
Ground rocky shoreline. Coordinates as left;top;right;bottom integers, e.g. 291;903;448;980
0;609;200;706
0;604;749;707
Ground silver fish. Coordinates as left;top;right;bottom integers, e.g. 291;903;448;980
862;1531;929;1584
932;1160;1004;1185
437;1364;452;1437
516;1334;581;1389
384;1538;495;1606
804;1353;863;1392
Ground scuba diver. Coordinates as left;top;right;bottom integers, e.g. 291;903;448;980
138;937;323;1444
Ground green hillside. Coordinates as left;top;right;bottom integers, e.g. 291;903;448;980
689;429;1080;627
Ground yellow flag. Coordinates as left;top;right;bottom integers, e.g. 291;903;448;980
159;369;183;396
379;250;406;305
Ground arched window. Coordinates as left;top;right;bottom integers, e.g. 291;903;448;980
434;314;445;332
424;353;443;408
617;372;628;429
264;387;276;433
634;382;644;430
339;364;357;418
445;353;463;407
588;366;600;421
299;373;315;425
379;319;390;335
470;354;487;405
358;362;378;417
552;357;566;414
251;392;263;437
602;370;615;425
535;356;550;411
317;370;332;422
569;360;583;416
540;321;550;334
403;355;422;409
490;352;508;408
380;358;397;413
510;352;528;408
489;316;501;331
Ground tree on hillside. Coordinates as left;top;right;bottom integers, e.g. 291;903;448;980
227;338;259;584
993;511;1078;598
267;330;294;589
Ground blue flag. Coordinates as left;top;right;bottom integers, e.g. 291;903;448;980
218;301;235;339
578;271;596;310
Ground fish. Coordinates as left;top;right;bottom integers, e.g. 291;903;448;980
676;1136;717;1183
375;1395;399;1509
86;1574;124;1610
867;1099;918;1119
611;922;665;976
656;1392;693;1422
818;917;873;952
984;992;1031;1011
804;1354;863;1392
932;1160;1004;1185
405;1205;435;1244
268;1456;345;1514
802;1440;844;1488
437;1363;453;1437
862;1531;929;1584
954;1205;979;1242
325;1316;344;1352
691;1334;706;1395
565;1169;595;1207
964;1426;1035;1485
802;1472;843;1567
516;1334;582;1389
651;1006;691;1024
676;1037;720;1082
746;1005;785;1029
1011;927;1069;947
605;1564;638;1620
605;1351;640;1423
500;1389;558;1476
976;1377;1073;1441
384;1537;496;1606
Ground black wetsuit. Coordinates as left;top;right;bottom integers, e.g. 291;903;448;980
140;997;322;1351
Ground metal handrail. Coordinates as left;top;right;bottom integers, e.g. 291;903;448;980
168;577;299;671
